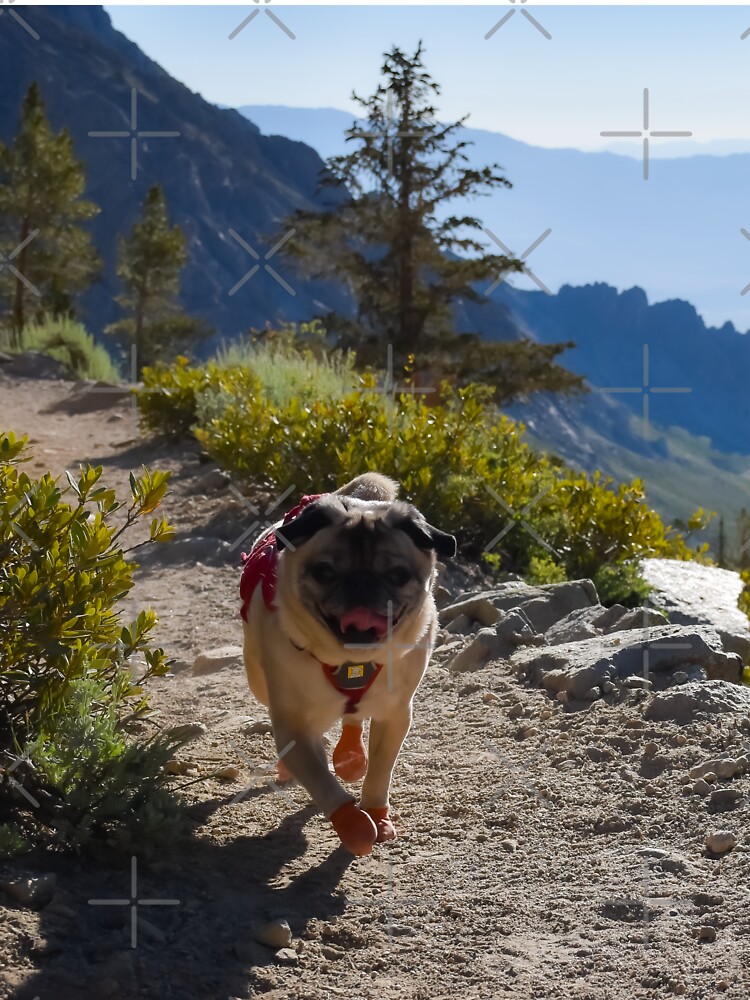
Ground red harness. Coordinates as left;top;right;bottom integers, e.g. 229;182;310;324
239;493;383;713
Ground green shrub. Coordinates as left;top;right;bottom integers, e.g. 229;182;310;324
4;315;121;381
0;430;186;856
138;359;703;592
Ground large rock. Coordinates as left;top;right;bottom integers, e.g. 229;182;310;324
440;579;599;634
642;558;750;663
645;680;750;723
1;350;70;380
447;609;543;672
544;604;667;645
45;380;131;414
513;625;742;699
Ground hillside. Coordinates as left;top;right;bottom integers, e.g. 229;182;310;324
0;6;349;339
1;368;749;1000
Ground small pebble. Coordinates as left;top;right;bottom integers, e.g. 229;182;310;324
704;830;737;855
216;765;241;781
482;691;500;705
675;734;687;746
692;925;716;943
256;919;293;950
709;788;743;812
703;771;717;784
582;687;600;701
643;741;659;756
539;709;552;721
241;720;273;736
164;759;194;775
499;839;518;853
692;779;711;797
508;703;524;719
555;691;568;703
274;947;298;966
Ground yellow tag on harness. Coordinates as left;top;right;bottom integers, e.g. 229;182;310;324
347;664;365;679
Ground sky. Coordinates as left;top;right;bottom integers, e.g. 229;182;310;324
106;5;750;152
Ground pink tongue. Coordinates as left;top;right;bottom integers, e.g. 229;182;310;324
340;607;389;637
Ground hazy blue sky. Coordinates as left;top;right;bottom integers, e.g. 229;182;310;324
107;5;750;151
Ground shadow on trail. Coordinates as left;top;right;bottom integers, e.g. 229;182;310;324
12;804;354;1000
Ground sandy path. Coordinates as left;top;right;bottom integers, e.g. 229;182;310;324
1;371;749;1000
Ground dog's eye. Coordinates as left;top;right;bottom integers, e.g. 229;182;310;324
384;567;411;586
309;562;336;584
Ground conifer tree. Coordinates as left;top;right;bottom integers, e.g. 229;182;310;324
0;82;100;342
106;185;207;372
286;44;584;402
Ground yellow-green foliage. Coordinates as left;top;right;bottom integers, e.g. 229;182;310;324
0;431;185;855
4;315;121;381
138;359;701;591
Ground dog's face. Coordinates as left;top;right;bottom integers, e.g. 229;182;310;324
274;497;456;660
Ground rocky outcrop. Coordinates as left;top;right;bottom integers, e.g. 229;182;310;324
642;558;750;664
435;576;746;706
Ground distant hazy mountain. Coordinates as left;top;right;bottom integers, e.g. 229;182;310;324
238;104;750;332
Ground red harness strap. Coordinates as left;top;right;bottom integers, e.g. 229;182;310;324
239;493;322;620
239;493;384;712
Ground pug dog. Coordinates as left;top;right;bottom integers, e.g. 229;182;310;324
240;472;456;856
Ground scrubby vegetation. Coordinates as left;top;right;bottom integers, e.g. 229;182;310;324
138;342;706;605
0;431;187;857
1;314;121;381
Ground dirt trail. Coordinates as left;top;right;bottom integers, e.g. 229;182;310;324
1;371;749;1000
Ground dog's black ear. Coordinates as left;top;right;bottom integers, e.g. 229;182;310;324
393;509;457;558
276;501;337;550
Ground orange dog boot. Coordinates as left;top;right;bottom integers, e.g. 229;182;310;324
363;805;397;843
276;757;293;783
333;723;368;782
330;801;378;856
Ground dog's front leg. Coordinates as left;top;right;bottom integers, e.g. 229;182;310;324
359;707;412;842
271;721;379;857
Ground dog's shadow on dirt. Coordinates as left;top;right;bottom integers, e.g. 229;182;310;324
14;800;355;1000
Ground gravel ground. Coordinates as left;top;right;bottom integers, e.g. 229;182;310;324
1;371;749;1000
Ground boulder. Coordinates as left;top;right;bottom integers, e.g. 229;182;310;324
192;646;244;676
447;609;543;672
2;350;70;380
44;379;131;413
642;558;750;663
644;680;750;724
440;579;599;634
513;625;742;700
544;604;667;646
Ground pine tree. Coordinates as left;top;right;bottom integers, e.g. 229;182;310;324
0;82;100;343
106;185;208;372
285;43;584;402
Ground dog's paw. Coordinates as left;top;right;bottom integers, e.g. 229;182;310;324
333;724;368;782
363;805;397;843
329;801;378;856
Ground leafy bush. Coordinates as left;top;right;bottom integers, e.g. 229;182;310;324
2;314;121;381
0;431;185;856
138;359;703;589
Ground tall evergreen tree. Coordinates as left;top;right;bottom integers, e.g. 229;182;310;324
0;82;100;342
106;185;208;372
286;43;584;402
